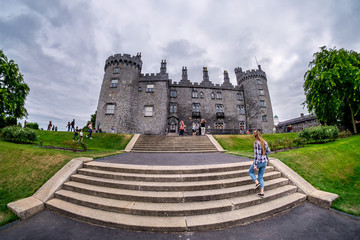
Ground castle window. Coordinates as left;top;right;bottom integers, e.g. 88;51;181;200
192;103;200;112
257;79;262;85
170;103;177;113
260;100;266;107
144;106;153;117
146;84;154;93
170;89;177;98
216;104;224;113
214;122;224;129
192;89;198;98
236;92;243;101
239;121;245;131
110;79;118;88
259;89;264;96
238;105;245;115
105;103;115;114
211;92;215;99
216;91;222;99
200;91;204;99
262;115;267;122
113;67;120;74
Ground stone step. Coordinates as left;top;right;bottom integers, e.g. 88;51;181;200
46;192;306;232
62;178;289;203
71;171;281;191
54;185;298;216
130;150;219;153
84;161;253;174
77;166;275;182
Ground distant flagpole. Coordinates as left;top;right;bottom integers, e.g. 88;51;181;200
255;56;259;66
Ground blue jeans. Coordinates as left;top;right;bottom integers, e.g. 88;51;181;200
249;162;267;189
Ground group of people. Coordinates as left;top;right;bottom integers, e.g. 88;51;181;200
66;119;76;132
47;121;58;131
73;122;95;142
179;118;207;136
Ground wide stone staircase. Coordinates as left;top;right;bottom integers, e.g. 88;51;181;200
46;161;306;231
130;135;218;153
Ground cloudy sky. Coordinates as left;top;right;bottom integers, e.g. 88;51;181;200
1;0;359;130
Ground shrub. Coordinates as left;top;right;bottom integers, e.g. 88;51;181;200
293;137;307;147
338;129;352;139
80;142;87;151
283;137;293;149
298;125;339;143
2;126;37;143
26;122;39;130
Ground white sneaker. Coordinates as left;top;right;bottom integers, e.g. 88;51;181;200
72;140;74;142
90;137;92;139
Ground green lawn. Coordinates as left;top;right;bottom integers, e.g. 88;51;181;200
215;134;360;216
0;130;132;226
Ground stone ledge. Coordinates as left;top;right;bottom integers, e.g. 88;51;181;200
206;135;224;152
125;134;140;152
269;157;338;209
7;157;93;220
7;197;44;220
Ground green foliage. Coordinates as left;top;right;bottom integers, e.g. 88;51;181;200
83;111;97;131
338;129;352;139
304;46;360;133
298;125;339;143
26;122;39;130
0;50;30;128
1;125;37;143
293;137;307;147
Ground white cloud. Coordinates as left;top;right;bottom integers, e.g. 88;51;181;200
1;0;359;128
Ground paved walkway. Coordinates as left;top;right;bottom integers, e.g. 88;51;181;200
1;152;359;240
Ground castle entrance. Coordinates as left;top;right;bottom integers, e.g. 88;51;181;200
168;117;178;133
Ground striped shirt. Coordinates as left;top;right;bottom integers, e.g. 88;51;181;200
253;140;271;167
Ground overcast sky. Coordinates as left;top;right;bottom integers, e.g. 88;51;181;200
1;0;359;130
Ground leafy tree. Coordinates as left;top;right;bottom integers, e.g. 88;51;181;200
304;46;360;133
83;111;97;131
0;50;30;128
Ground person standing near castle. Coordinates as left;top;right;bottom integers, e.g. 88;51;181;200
249;130;271;197
86;122;93;139
200;119;206;136
71;119;75;132
66;122;71;131
73;126;79;142
179;121;185;136
192;122;196;136
48;121;52;131
79;129;83;142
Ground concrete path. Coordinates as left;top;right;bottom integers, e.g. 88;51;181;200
1;153;359;239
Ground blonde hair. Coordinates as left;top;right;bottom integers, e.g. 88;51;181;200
253;130;265;155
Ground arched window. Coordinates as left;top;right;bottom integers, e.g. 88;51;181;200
200;91;204;99
211;92;215;99
192;89;198;98
216;91;222;99
170;89;177;98
236;92;243;100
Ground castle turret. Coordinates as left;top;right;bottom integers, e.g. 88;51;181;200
160;60;167;74
221;70;233;88
96;53;142;133
234;65;274;133
201;67;213;87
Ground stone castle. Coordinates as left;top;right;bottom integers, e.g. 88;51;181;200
95;53;274;135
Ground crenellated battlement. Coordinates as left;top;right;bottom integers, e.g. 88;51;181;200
234;65;267;84
104;53;142;71
140;72;169;81
170;79;238;90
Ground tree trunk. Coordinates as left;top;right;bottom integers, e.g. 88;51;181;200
349;104;357;134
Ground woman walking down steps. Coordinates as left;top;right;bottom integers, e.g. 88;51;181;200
249;130;271;197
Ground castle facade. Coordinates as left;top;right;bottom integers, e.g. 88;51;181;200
96;53;274;135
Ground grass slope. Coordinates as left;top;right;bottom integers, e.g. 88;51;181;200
0;130;132;226
215;134;360;216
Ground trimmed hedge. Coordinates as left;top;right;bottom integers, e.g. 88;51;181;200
298;125;339;143
1;126;37;143
26;122;39;130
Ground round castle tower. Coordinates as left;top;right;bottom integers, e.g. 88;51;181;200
235;65;274;133
96;53;142;133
